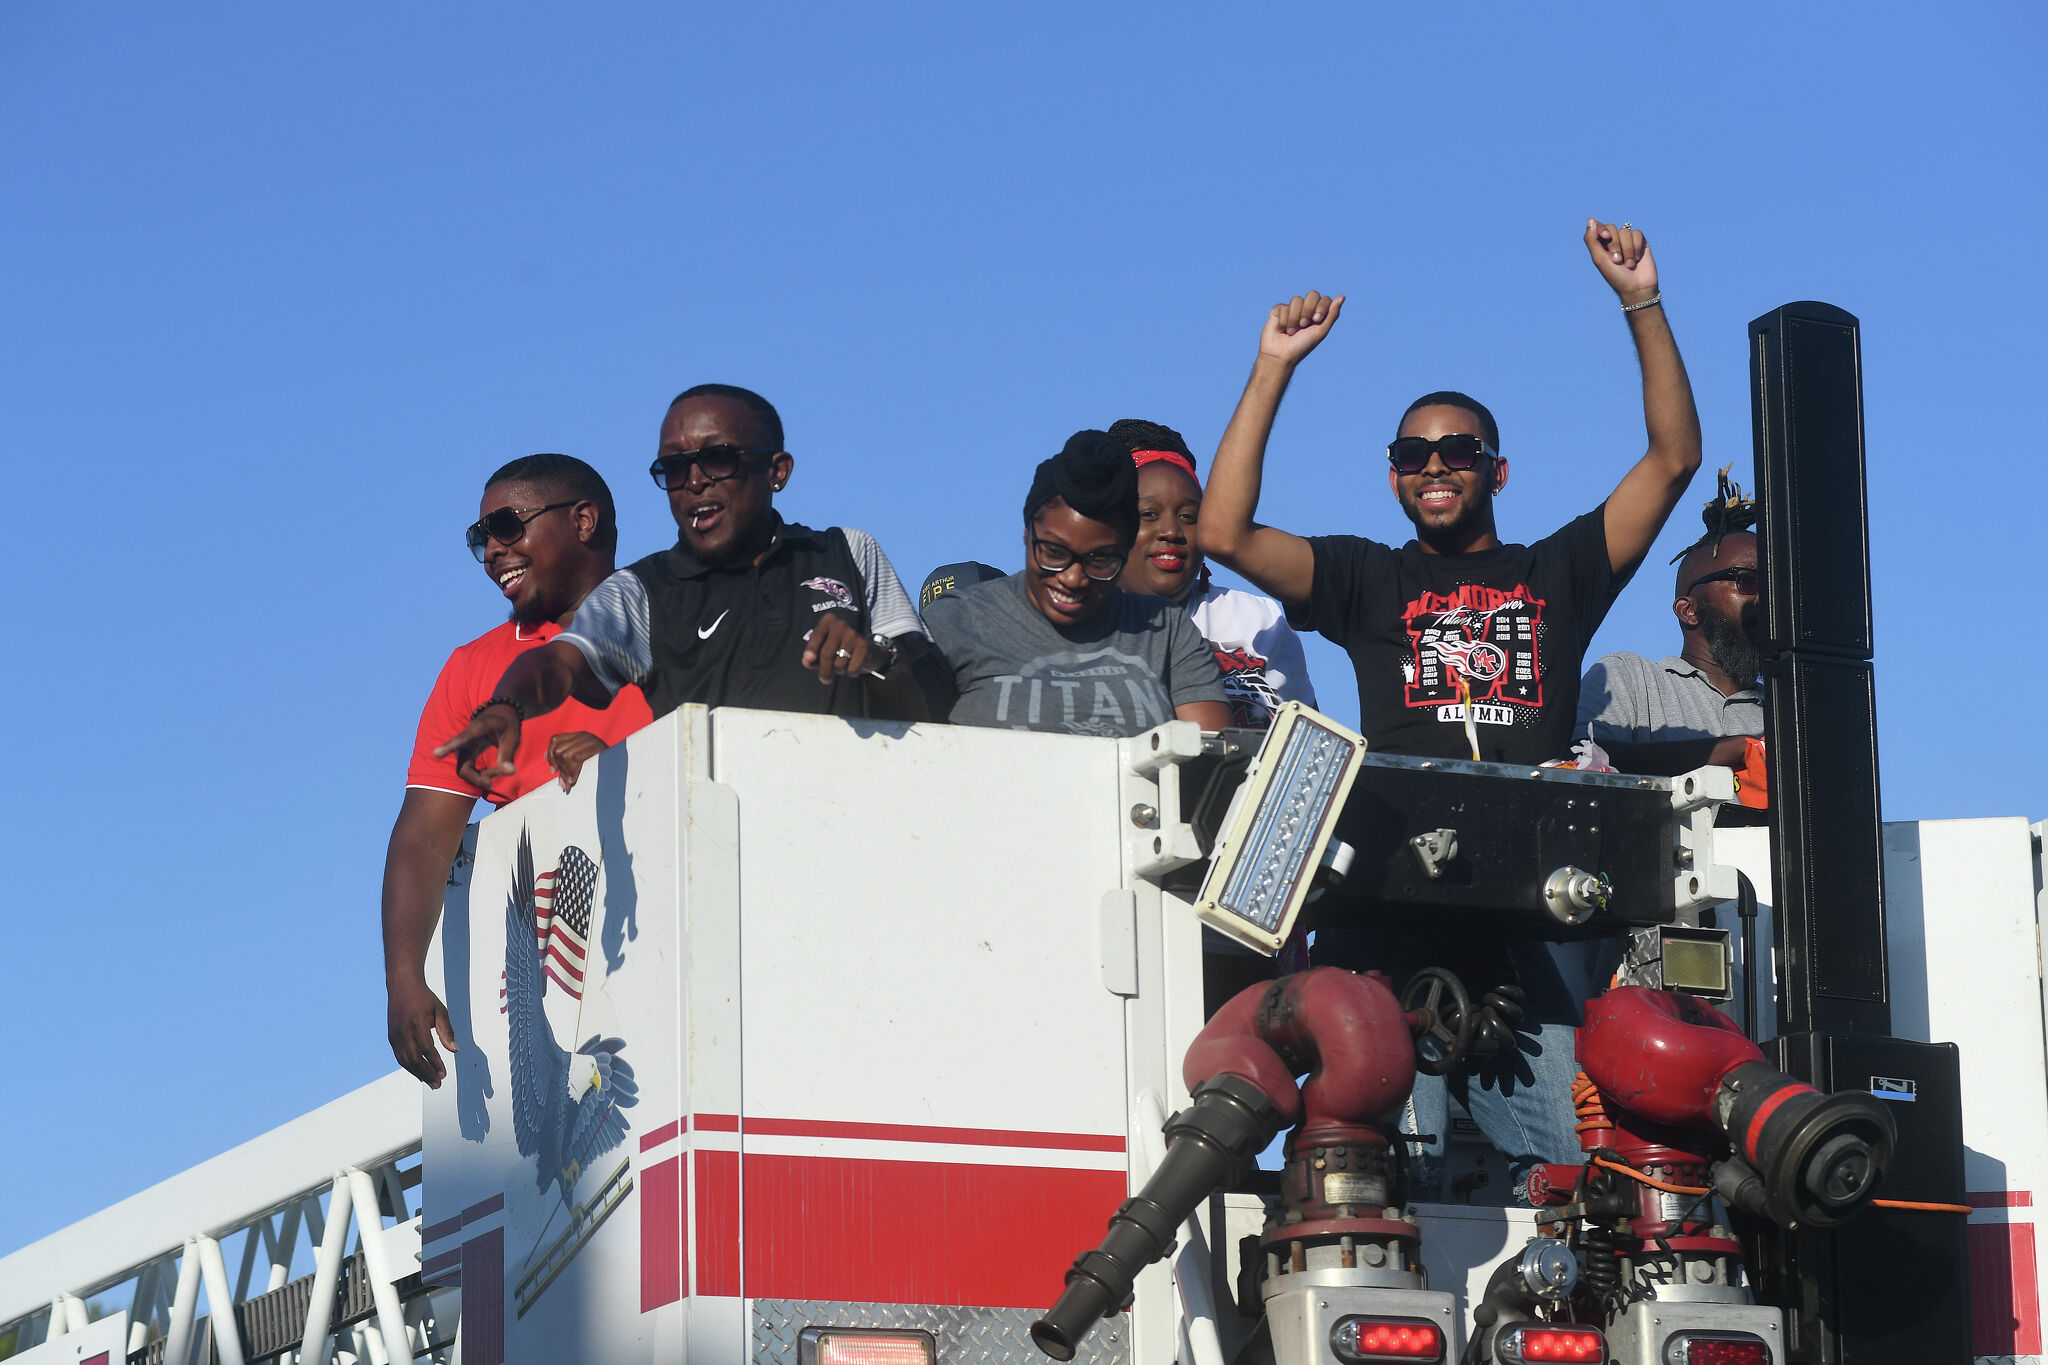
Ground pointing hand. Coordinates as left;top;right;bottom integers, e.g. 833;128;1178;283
432;702;522;794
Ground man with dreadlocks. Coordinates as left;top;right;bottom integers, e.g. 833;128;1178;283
920;429;1231;736
1577;469;1768;812
1197;221;1704;1207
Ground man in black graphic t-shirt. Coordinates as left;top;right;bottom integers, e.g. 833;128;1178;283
1198;221;1704;1203
1202;222;1700;766
1301;504;1618;763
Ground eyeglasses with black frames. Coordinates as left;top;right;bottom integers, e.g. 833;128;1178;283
648;445;780;490
1031;538;1127;582
1387;433;1497;475
1686;565;1762;595
466;502;576;562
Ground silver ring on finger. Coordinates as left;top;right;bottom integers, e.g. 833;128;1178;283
835;648;851;660
1623;221;1632;229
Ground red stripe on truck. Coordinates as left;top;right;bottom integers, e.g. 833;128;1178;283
695;1149;741;1296
1970;1219;2043;1354
641;1155;685;1312
460;1227;505;1365
743;1153;1125;1308
1969;1190;2035;1208
743;1116;1127;1152
639;1118;684;1151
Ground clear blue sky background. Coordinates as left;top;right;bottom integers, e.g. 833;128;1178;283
3;5;2043;1254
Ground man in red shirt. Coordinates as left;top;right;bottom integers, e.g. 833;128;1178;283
384;453;653;1087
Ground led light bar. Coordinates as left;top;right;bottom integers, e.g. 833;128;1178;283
1329;1314;1446;1362
1664;1333;1771;1365
1193;702;1367;954
1497;1324;1604;1362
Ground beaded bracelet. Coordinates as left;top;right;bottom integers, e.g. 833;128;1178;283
472;696;527;722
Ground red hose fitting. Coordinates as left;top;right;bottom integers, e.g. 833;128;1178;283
1578;987;1765;1127
1578;986;1896;1228
1185;968;1416;1146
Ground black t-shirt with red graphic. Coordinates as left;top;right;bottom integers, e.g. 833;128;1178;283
1290;506;1628;765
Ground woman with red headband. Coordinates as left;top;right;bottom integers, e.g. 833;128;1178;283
1109;418;1317;729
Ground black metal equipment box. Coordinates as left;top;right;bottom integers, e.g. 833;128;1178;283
1318;752;1697;940
1757;1034;1972;1365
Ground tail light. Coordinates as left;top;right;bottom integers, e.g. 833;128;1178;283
1330;1315;1447;1361
1497;1323;1605;1362
798;1327;936;1365
1664;1334;1771;1365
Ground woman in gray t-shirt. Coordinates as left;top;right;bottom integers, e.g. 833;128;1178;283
919;430;1230;738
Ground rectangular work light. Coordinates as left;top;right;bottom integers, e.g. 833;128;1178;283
798;1327;936;1365
1659;927;1734;1000
1192;702;1366;954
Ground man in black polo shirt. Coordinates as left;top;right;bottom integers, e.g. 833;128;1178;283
1199;221;1704;1205
435;384;928;789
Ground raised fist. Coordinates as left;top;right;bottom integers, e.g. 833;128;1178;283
1259;290;1345;367
1583;219;1660;305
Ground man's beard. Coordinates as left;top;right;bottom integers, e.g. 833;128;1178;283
509;593;554;628
1399;483;1488;541
1697;604;1761;689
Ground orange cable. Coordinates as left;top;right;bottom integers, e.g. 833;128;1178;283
1590;1158;1973;1215
1593;1156;1710;1196
1573;1072;1616;1137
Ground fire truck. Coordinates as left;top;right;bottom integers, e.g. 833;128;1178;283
0;306;2036;1365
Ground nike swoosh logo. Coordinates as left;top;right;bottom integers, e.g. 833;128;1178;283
697;610;729;640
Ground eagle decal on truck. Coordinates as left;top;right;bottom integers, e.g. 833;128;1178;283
502;828;638;1315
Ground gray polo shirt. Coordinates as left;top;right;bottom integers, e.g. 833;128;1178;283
1576;652;1763;745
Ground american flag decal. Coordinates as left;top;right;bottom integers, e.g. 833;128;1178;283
535;846;598;999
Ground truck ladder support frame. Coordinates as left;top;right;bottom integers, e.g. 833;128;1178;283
299;1172;354;1365
349;1165;419;1365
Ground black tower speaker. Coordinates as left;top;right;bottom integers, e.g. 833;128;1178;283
1748;302;1972;1364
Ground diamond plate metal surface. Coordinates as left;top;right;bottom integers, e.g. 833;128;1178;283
752;1298;1128;1365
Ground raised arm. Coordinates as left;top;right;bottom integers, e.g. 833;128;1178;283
1585;220;1703;575
1200;292;1345;607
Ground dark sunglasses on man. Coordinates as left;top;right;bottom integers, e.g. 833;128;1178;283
1031;538;1127;582
466;502;576;562
1387;433;1498;475
1686;565;1762;595
648;444;780;491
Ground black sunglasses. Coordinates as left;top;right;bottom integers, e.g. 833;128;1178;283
1686;565;1762;595
1387;433;1497;475
1031;538;1127;582
466;502;576;562
649;444;779;490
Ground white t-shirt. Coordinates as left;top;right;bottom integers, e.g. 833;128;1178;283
1185;580;1318;728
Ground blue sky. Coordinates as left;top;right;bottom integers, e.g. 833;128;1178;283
2;5;2042;1253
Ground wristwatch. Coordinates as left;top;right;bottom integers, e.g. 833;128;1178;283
864;633;902;678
